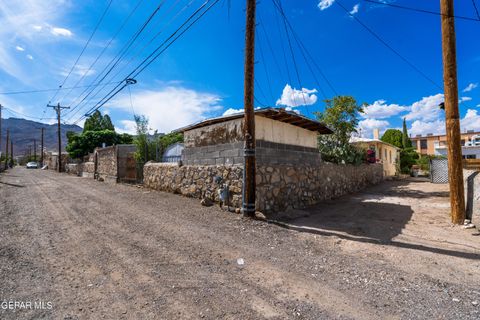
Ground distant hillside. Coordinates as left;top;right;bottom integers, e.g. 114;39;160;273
0;117;82;156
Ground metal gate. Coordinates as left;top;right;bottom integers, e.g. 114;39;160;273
430;158;449;184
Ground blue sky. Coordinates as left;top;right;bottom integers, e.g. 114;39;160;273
0;0;479;137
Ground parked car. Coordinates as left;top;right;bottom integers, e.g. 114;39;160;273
26;162;39;169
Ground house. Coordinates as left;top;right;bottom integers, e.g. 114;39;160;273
351;129;400;177
174;107;333;166
143;108;384;214
410;130;480;158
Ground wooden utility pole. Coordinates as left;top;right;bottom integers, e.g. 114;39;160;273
242;0;256;217
440;0;465;224
0;104;2;161
10;139;13;167
47;103;70;172
33;138;37;162
40;127;45;167
4;129;9;170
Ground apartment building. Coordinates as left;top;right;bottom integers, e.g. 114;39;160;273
410;130;480;159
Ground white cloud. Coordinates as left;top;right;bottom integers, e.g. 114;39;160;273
358;118;389;138
460;96;472;103
50;27;72;37
60;64;95;78
408;109;480;135
26;54;33;60
276;84;318;108
461;109;480;132
222;108;243;116
362;99;408;119
404;93;444;122
116;120;137;135
318;0;335;10
409;119;445;136
349;3;360;15
463;83;478;92
110;85;223;133
15;46;25;51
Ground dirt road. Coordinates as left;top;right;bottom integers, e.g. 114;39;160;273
1;167;479;319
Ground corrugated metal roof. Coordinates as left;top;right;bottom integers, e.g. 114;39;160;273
173;107;333;134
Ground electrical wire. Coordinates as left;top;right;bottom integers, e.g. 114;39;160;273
72;0;220;125
48;0;114;104
472;0;480;21
0;81;122;96
58;0;145;105
66;0;190;122
363;0;480;22
3;107;56;121
64;0;168;119
271;0;337;97
336;0;443;91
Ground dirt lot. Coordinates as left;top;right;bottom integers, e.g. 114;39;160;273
1;167;479;319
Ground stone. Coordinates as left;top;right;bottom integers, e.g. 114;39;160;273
255;211;267;220
200;197;213;207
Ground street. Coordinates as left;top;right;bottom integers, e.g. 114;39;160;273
1;167;479;319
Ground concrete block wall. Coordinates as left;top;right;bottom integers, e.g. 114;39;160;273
182;140;322;166
464;169;480;224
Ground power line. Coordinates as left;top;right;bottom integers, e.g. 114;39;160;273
64;0;169;120
336;0;443;91
472;0;480;20
48;0;114;104
58;0;145;105
3;107;56;121
72;0;221;125
0;81;122;95
271;0;336;98
66;0;191;122
363;0;480;22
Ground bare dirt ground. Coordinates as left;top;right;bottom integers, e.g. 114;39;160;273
1;167;479;320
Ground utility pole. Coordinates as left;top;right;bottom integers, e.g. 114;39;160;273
4;129;9;170
47;103;70;172
10;139;13;167
40;127;45;167
242;0;256;217
33;138;37;162
440;0;465;224
0;104;2;161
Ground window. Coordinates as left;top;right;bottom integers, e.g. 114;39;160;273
465;155;477;159
420;139;428;149
389;150;392;163
384;149;387;159
461;139;465;146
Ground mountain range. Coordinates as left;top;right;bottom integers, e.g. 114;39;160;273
0;117;82;157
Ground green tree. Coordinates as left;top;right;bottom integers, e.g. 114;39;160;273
158;132;184;154
133;115;155;163
402;118;412;148
83;110;115;133
400;147;419;174
66;130;133;159
381;129;403;149
315;96;365;165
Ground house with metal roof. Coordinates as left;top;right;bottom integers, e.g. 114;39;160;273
173;107;332;166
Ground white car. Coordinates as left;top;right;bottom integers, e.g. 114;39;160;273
26;162;39;169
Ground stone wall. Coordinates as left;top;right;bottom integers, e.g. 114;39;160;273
143;162;383;215
96;146;117;183
464;169;480;224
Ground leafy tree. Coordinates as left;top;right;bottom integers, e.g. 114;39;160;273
133;115;154;163
381;129;403;149
158;132;183;154
315;96;365;165
400;147;419;174
402;118;412;148
66;130;133;159
83;110;115;133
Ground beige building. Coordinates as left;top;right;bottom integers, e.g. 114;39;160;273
351;129;400;177
410;131;480;158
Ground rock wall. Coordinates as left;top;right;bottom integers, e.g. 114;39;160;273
96;146;117;183
464;169;480;224
143;162;383;215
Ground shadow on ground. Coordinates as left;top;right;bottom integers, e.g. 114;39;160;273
268;180;480;260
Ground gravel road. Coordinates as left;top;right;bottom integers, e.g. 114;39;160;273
1;167;479;319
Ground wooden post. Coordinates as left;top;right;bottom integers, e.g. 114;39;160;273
4;129;9;170
47;103;70;172
10;139;13;167
440;0;465;224
242;0;256;217
40;128;44;167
